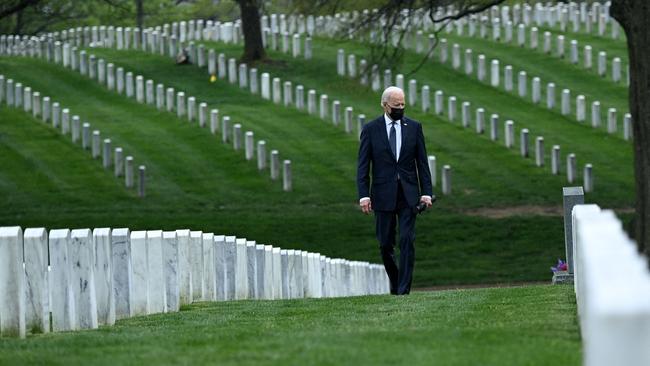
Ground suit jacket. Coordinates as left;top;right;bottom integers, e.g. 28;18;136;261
357;115;433;211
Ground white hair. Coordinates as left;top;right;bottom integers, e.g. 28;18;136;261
380;86;404;106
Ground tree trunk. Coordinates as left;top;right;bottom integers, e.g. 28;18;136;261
611;0;650;258
13;8;23;34
236;0;266;62
136;0;144;29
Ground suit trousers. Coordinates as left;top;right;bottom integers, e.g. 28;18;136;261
374;181;416;295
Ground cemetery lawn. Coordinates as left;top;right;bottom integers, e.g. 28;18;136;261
0;31;632;287
0;284;580;365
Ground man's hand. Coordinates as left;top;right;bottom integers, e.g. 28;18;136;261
420;195;433;208
360;197;372;214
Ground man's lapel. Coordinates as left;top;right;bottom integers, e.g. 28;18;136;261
398;118;408;162
378;117;397;161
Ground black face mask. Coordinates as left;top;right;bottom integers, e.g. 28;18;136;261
389;107;404;121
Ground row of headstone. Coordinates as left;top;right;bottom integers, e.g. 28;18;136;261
498;1;622;40
0;2;618;64
108;43;295;191
396;2;620;41
276;1;619;46
108;26;361;139
297;3;626;88
570;204;650;366
0;226;389;338
342;58;596;190
304;18;629;142
35;17;316;64
276;5;626;88
441;16;630;86
0;21;244;60
1;33;294;192
0;74;145;195
419;40;631;140
60;28;312;191
29;21;355;142
0;14;318;61
261;28;312;59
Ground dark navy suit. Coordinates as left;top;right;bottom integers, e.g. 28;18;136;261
357;115;432;294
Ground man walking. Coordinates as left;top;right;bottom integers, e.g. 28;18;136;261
357;86;433;295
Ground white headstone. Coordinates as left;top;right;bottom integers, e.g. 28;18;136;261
129;231;148;316
0;227;26;338
235;238;249;300
69;229;98;329
111;228;131;320
93;228;114;326
23;228;49;334
49;229;76;331
535;136;545;167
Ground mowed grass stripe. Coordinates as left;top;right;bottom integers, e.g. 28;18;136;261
74;46;590;208
195;38;633;207
0;285;581;366
439;31;629;110
538;23;628;60
534;24;628;65
0;57;305;205
308;36;632;148
0;106;131;209
0;51;591;286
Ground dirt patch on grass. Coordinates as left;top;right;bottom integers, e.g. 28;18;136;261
461;205;636;218
462;205;563;218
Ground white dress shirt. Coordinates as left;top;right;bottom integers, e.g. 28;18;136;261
384;113;402;161
359;114;431;205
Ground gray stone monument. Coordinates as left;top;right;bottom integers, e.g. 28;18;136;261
562;187;585;275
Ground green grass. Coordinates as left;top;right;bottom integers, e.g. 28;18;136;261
534;25;629;65
0;21;632;286
192;36;634;207
0;285;581;365
434;30;629;113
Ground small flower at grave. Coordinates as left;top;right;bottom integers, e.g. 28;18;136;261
210;74;217;83
550;259;568;273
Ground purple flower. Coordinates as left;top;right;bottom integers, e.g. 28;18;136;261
551;259;567;273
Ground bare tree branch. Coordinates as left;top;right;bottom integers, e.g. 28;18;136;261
339;0;506;81
430;0;505;23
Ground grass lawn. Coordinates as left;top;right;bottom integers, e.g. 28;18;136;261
0;284;580;365
0;19;631;286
